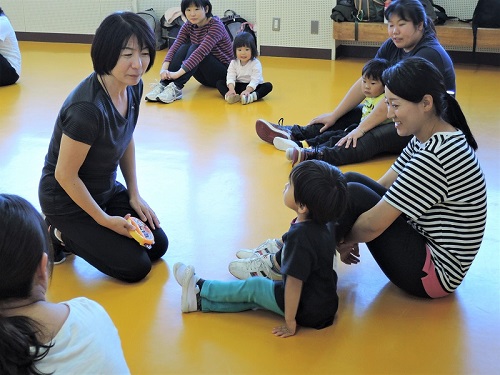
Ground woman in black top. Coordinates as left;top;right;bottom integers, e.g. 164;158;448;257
39;12;168;282
255;0;456;167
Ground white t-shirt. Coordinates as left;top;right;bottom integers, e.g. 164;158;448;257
226;58;264;89
34;297;130;375
0;14;21;74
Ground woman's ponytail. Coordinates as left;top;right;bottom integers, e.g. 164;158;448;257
444;93;478;150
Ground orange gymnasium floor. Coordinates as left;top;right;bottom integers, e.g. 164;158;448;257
1;41;499;375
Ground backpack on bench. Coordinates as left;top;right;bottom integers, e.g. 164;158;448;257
471;0;500;53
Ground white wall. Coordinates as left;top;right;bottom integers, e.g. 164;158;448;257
2;0;480;58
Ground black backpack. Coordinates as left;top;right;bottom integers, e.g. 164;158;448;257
160;12;185;49
424;0;455;25
220;10;257;46
331;0;356;22
137;8;166;50
471;0;500;53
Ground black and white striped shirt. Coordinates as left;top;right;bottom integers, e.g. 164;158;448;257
384;131;487;292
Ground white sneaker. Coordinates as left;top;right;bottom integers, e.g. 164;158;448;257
273;137;300;152
145;82;165;102
157;82;183;104
241;92;257;105
236;238;283;259
173;262;199;312
225;93;240;104
228;254;282;281
285;147;295;161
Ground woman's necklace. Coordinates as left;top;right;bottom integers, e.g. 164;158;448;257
100;75;111;98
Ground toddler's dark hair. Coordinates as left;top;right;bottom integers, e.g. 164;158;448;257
290;160;347;225
362;58;389;82
232;32;258;59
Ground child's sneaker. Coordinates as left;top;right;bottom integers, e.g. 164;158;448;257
228;254;282;281
145;82;165;102
236;238;283;259
273;137;300;152
173;262;199;313
225;93;240;104
285;148;295;161
291;147;321;167
241;92;257;105
157;82;182;104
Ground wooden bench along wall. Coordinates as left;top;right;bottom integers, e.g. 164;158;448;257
333;20;500;51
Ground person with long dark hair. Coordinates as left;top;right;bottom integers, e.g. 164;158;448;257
232;57;486;299
0;194;129;374
334;57;486;297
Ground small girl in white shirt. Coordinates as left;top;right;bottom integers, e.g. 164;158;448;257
216;32;273;104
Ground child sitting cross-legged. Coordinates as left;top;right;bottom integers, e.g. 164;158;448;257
215;31;273;105
173;160;347;337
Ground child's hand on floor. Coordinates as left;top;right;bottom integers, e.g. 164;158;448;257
272;320;297;338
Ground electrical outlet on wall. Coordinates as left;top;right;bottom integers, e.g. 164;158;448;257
311;20;319;34
272;17;280;31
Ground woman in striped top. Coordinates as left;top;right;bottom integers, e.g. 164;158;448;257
145;0;233;104
337;57;487;298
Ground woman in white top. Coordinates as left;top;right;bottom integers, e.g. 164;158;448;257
0;7;21;86
0;194;129;374
216;31;272;105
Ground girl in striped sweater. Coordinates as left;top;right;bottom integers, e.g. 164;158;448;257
145;0;233;104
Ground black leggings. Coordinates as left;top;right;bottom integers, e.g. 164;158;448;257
336;172;429;297
0;54;19;86
289;106;411;166
215;80;273;100
162;43;228;88
45;184;168;282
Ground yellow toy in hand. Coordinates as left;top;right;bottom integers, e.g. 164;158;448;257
127;217;155;249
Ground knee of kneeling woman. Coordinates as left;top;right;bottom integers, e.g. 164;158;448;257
116;259;152;283
150;231;169;260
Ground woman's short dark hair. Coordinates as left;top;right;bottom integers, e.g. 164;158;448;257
385;0;435;34
290;160;348;225
382;57;478;150
232;32;258;59
362;58;389;82
91;12;156;75
181;0;213;18
0;194;54;374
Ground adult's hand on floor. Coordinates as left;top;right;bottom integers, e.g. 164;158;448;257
337;242;360;265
